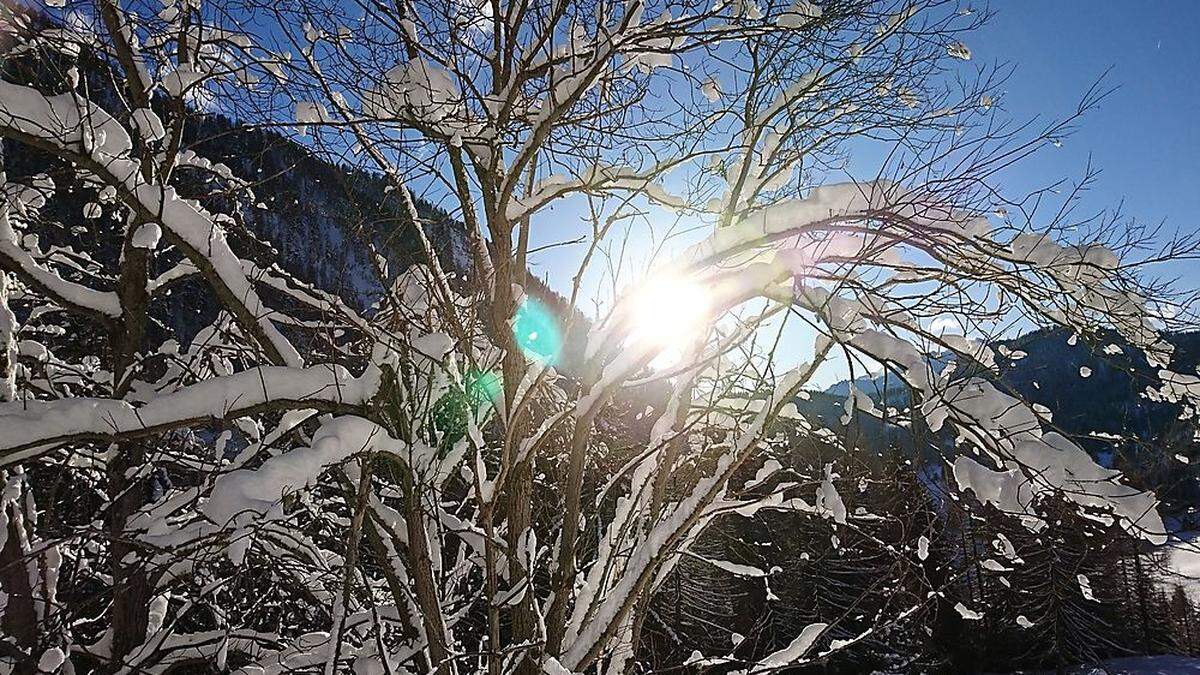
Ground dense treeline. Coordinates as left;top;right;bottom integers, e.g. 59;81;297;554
639;437;1200;673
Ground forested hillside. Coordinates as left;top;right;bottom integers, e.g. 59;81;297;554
824;328;1200;516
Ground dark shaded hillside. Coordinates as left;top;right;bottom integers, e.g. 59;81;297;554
2;116;472;306
821;327;1200;513
185;116;593;370
0;8;471;307
992;327;1200;441
183;115;473;305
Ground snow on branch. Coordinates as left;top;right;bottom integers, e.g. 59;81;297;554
0;365;379;461
0;80;301;366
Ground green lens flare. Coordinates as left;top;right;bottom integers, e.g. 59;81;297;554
465;368;502;404
513;296;562;366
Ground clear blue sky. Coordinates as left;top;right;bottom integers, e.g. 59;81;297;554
526;2;1200;296
966;1;1200;286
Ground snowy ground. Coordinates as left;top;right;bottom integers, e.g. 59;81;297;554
1166;532;1200;601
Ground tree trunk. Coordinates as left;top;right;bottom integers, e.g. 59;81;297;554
107;441;151;668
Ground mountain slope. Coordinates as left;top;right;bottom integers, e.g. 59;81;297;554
820;327;1200;511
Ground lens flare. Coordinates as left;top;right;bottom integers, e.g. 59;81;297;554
513;296;563;365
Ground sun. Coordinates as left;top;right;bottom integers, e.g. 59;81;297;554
625;274;712;369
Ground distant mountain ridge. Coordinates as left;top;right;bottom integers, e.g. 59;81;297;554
825;327;1200;437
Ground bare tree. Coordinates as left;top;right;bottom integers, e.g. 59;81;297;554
0;0;1198;673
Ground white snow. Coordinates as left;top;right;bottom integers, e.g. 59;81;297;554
364;58;463;125
132;222;162;249
954;602;982;620
205;416;416;563
758;622;827;667
946;41;972;60
295;100;331;125
37;648;65;672
777;0;822;28
131;107;166;142
0;365;379;456
815;464;848;524
1077;573;1096;601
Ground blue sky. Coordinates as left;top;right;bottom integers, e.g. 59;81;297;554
525;2;1200;291
519;3;1200;384
510;3;1200;385
967;1;1200;285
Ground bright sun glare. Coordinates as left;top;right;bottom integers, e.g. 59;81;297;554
626;275;712;369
